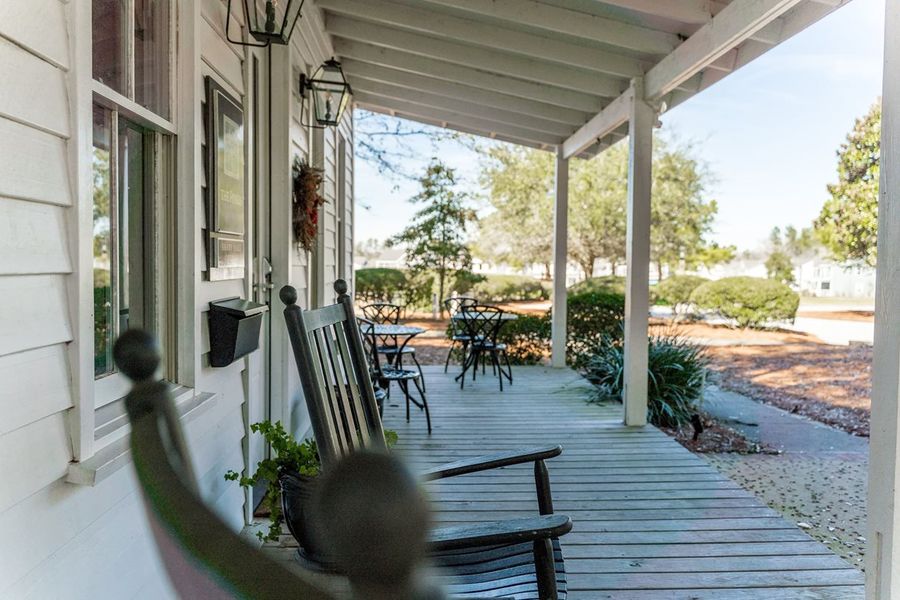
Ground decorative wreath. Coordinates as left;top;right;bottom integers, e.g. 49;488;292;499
292;157;326;252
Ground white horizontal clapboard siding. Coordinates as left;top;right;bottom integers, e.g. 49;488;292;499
0;344;72;437
0;36;69;137
0;274;72;357
0;117;71;206
0;0;69;70
0;197;72;274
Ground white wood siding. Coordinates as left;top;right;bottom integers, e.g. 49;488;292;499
0;0;355;597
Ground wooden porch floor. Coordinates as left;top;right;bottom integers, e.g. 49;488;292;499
382;365;864;599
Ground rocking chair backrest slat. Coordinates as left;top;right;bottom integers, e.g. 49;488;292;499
281;282;386;468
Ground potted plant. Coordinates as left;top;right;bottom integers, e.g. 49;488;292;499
225;421;398;562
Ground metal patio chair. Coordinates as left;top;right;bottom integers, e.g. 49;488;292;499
361;302;426;387
457;304;513;391
281;280;572;599
443;296;477;373
358;316;432;434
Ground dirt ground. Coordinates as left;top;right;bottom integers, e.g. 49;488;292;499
705;343;872;437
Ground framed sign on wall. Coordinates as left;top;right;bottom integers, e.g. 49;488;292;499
205;76;246;281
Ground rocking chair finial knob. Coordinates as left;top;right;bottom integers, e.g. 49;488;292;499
113;329;161;383
334;278;348;297
280;285;299;306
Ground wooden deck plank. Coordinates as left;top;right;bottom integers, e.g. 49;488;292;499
381;365;865;597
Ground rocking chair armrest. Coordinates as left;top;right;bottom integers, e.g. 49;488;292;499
421;445;563;481
428;514;573;552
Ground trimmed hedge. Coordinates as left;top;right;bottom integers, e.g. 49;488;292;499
653;275;708;313
690;276;799;328
562;290;625;368
497;314;551;365
355;268;407;302
568;275;626;296
471;275;550;303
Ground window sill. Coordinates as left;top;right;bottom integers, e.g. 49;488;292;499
66;388;218;487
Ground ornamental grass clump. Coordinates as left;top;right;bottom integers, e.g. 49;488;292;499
584;334;708;428
689;276;799;328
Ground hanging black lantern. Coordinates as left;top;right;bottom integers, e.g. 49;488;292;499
299;59;353;128
226;0;305;47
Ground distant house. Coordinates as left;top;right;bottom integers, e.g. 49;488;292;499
796;258;876;298
354;246;406;270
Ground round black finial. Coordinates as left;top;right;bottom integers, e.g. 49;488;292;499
280;285;298;306
334;279;348;296
113;329;161;382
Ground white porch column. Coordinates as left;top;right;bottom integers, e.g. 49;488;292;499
867;0;900;596
551;150;569;368
623;79;654;427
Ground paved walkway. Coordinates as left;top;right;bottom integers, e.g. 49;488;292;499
703;386;869;567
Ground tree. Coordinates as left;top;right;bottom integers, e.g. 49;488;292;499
388;159;477;316
474;146;554;278
765;250;796;285
814;101;881;267
477;137;730;280
650;139;732;280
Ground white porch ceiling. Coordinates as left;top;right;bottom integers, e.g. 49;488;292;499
314;0;851;154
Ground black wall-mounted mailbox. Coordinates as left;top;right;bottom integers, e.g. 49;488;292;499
208;297;269;367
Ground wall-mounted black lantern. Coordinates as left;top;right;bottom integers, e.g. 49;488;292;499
299;58;353;128
226;0;305;47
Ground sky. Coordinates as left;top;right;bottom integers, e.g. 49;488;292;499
353;0;886;252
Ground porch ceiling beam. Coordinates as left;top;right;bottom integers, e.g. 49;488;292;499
320;0;649;78
324;15;631;96
644;0;805;100
398;0;680;56
562;0;806;158
356;102;552;151
561;86;632;159
353;91;564;146
341;61;591;126
350;78;577;137
596;0;715;24
333;39;608;113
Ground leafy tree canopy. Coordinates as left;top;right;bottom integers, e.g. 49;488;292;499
814;101;881;267
476;136;731;279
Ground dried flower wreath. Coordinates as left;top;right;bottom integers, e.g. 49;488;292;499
292;157;326;252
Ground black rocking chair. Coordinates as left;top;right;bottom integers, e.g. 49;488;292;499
281;280;572;599
114;330;444;600
443;296;477;372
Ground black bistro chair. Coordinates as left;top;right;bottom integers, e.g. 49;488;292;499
457;304;513;391
443;296;477;372
361;302;426;388
281;280;572;599
359;316;432;434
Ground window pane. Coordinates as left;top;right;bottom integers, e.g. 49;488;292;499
118;122;146;333
92;0;128;95
93;106;115;377
134;0;171;118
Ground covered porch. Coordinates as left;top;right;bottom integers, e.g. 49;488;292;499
265;365;864;597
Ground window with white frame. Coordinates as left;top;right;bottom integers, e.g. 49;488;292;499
91;0;175;400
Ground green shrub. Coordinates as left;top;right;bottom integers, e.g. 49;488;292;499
568;275;626;296
472;275;550;302
497;313;551;365
396;271;434;313
562;291;625;368
690;276;800;328
355;268;407;302
584;334;707;428
450;269;487;296
653;275;709;312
